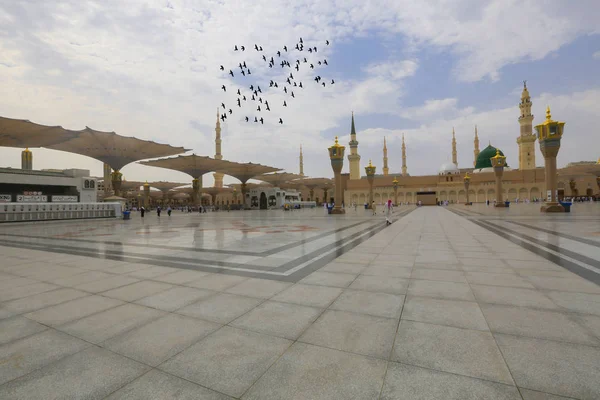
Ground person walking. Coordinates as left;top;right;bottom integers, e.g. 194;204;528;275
385;199;393;225
371;201;377;216
140;206;145;218
167;206;172;216
157;206;161;217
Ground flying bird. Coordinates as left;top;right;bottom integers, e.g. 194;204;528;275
237;89;241;95
283;45;288;52
299;82;303;88
262;55;266;61
293;82;297;87
303;58;307;63
257;86;262;93
221;114;226;122
250;85;254;91
252;94;256;101
259;46;263;51
247;69;251;75
259;117;264;124
220;65;224;70
277;51;281;57
310;64;314;69
243;95;246;100
295;65;299;71
286;78;291;84
241;70;246;76
323;59;328;65
254;117;258;122
237;98;241;107
240;45;245;51
254;44;259;51
322;82;326;87
259;97;262;103
308;48;313;53
245;116;249;122
228;109;233;114
221;85;226;92
295;44;300;50
221;103;225;109
229;70;234;77
291;91;295;98
274;82;279;88
318;61;321;65
299;37;303;43
313;47;317;52
270;57;274;63
326;40;329;45
289;72;294;79
253;90;258;96
284;87;288;93
265;100;269;107
266;105;271;111
331;79;335;84
283;100;287;107
257;105;261;111
243;61;247;68
279;118;283;124
234;45;238;51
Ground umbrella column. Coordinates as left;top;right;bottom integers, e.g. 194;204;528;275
111;170;123;197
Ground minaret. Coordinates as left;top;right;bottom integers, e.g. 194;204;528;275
21;148;32;170
452;127;458;167
517;80;537;170
213;108;224;188
473;125;480;167
401;133;408;177
347;112;361;180
382;137;389;176
299;145;304;176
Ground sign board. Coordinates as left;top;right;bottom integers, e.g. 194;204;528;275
16;195;48;203
546;190;557;202
0;194;11;203
51;196;78;203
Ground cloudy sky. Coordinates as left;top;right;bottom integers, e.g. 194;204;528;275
0;0;598;186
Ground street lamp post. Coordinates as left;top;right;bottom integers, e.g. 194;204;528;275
463;173;471;205
392;177;399;206
490;150;507;208
535;106;566;212
365;160;376;208
327;136;346;214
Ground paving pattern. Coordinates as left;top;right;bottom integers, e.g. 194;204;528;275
0;205;599;399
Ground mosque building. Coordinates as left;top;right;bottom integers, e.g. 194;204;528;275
343;83;600;205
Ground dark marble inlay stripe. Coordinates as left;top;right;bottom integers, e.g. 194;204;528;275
507;220;600;248
447;208;600;286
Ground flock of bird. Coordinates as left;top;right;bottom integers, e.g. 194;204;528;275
218;38;333;125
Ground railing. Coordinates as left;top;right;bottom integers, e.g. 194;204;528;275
0;202;122;223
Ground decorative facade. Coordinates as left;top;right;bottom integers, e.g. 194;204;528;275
517;81;537;170
347;112;361;180
213;108;224;188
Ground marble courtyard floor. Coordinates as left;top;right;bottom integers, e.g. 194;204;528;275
0;205;599;399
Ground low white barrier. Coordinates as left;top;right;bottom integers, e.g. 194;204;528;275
0;202;122;222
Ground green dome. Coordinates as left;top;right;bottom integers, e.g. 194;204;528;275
475;144;507;169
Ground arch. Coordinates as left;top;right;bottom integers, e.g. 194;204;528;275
558;181;565;189
458;190;466;203
359;193;366;204
374;193;381;203
519;188;528;199
530;187;540;200
439;191;447;201
487;189;495;201
508;188;517;197
381;193;388;201
259;192;267;209
477;189;485;203
468;189;476;202
351;194;358;204
449;190;457;203
406;192;412;203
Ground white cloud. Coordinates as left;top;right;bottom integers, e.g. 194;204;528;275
593;51;600;59
0;1;597;185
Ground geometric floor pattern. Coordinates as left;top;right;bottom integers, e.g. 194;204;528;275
1;205;599;399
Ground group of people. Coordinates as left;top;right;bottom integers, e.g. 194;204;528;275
370;200;394;225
